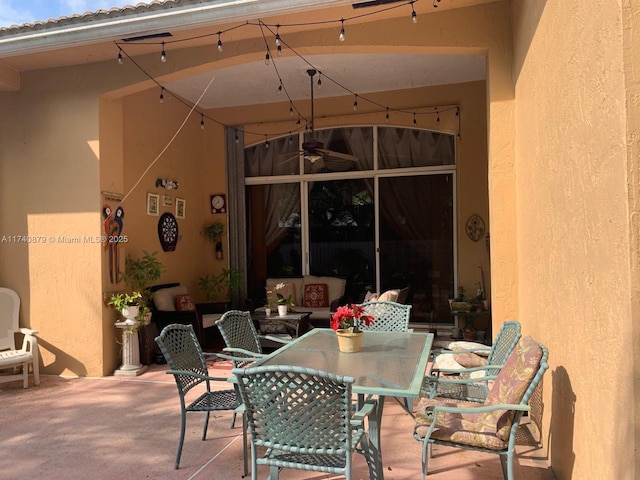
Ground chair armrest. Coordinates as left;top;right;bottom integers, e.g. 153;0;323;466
350;398;377;426
18;327;39;336
18;328;39;352
262;334;291;344
222;347;269;359
431;363;503;376
215;351;263;363
427;374;498;385
166;369;230;383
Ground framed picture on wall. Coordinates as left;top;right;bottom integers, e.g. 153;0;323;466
163;194;172;207
175;198;186;219
146;193;159;216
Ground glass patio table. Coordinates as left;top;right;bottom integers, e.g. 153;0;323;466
255;328;434;479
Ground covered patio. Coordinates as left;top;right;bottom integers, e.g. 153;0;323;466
1;361;555;479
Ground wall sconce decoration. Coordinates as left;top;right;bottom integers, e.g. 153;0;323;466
156;178;179;190
465;214;486;242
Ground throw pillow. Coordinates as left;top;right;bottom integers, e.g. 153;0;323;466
364;290;379;302
378;289;399;302
153;285;188;311
175;294;196;312
303;283;329;308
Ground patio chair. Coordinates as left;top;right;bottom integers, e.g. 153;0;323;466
215;310;289;368
413;335;549;480
155;324;241;469
0;287;39;388
233;364;379;480
422;320;521;401
356;300;412;332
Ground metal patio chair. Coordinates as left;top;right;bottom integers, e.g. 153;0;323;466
356;300;412;332
155;324;241;469
413;335;548;480
422;320;521;401
0;287;39;389
233;364;380;480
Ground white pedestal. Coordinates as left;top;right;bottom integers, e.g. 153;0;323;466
114;321;148;377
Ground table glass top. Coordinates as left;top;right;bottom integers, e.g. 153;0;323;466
258;329;433;397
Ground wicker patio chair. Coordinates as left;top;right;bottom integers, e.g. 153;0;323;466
155;324;241;469
422;320;521;402
413;335;548;480
356;300;412;332
233;364;380;480
0;287;39;389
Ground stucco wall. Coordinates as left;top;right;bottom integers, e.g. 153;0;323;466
512;1;633;479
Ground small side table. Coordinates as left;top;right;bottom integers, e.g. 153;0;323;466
451;311;491;341
114;321;148;377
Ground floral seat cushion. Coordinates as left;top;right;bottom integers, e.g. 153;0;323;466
414;336;542;449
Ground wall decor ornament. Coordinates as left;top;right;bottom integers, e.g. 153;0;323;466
103;204;125;284
163;194;172;207
158;212;178;252
210;194;226;213
175;198;186;219
465;214;486;242
146;193;159;216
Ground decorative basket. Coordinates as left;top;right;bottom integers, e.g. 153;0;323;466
335;329;364;353
449;301;472;312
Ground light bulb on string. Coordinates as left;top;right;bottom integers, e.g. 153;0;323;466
436;111;440;123
353;95;358;111
411;2;418;23
289;102;294;116
217;33;223;52
385;108;390;123
264;135;270;149
159;87;165;103
339;19;345;41
296;116;301;126
200;114;205;130
235;132;240;144
289;132;293;144
265;51;270;65
317;72;322;89
117;48;123;64
160;42;166;62
277;44;282;56
413;113;417;126
278;83;283;95
275;26;281;46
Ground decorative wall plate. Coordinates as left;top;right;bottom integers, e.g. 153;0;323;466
465;214;486;242
158;212;178;251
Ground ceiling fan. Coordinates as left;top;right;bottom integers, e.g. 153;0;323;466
300;68;359;165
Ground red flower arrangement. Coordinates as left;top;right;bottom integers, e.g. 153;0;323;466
331;304;374;333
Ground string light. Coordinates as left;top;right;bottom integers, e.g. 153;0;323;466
217;32;223;52
411;1;417;23
264;135;270;149
317;72;322;89
385;107;390;123
160;41;166;62
278;83;283;94
275;26;282;56
235;132;240;144
339;19;345;42
159;87;165;103
117;48;123;64
289;101;294;116
200;114;205;129
353;94;358;111
413;113;417;126
436;111;440;123
265;51;270;65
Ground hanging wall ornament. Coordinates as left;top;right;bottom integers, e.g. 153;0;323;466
465;214;485;242
158;212;178;252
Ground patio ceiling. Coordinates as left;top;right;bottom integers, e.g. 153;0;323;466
0;0;491;105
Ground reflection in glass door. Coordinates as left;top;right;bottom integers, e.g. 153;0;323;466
378;174;454;324
307;179;375;302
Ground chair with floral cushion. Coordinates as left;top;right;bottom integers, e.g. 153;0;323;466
422;320;521;402
413;335;548;480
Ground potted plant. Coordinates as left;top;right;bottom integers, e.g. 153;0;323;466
272;282;295;316
330;304;375;353
108;291;143;325
122;250;165;324
198;267;244;308
203;222;224;259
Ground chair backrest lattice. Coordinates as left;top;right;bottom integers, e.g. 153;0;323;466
155;324;208;395
0;288;20;351
484;320;521;375
216;310;262;358
234;365;354;451
357;301;412;332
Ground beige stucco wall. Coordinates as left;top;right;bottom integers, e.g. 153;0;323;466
512;1;635;479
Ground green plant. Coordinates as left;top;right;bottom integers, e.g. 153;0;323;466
108;291;142;313
123;251;164;294
198;268;244;302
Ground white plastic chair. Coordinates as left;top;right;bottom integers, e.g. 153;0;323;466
0;287;40;388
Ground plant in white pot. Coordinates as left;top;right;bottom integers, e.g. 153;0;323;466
122;250;165;324
108;291;143;325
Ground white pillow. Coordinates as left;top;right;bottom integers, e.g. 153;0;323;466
153;285;188;311
378;289;399;302
449;341;491;356
434;353;464;370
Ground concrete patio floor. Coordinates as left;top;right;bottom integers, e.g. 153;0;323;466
1;361;557;480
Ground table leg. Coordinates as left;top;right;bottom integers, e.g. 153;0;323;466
366;396;384;480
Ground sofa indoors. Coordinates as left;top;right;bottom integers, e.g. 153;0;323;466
257;276;347;326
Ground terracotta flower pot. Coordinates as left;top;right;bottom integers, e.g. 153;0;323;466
335;329;364;353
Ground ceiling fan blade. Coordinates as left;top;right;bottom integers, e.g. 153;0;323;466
318;148;359;162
